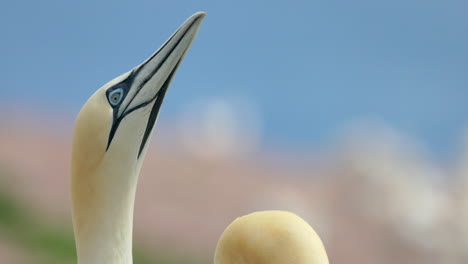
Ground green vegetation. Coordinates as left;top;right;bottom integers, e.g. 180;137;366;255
0;188;204;264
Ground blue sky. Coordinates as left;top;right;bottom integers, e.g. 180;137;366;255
2;1;468;158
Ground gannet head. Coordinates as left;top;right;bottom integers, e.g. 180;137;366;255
72;12;205;176
214;211;329;264
70;12;205;263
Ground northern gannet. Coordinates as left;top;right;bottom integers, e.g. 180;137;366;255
71;11;329;264
71;12;206;264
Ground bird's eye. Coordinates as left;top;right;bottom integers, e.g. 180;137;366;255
108;88;123;106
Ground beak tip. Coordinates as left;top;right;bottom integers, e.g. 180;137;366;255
193;11;207;19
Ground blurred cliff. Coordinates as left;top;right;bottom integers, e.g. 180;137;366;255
0;103;467;264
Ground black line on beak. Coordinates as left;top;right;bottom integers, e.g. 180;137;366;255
137;59;181;158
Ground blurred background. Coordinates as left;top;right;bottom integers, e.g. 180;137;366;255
1;0;468;263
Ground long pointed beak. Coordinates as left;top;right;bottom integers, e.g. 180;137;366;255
106;12;206;154
119;11;206;117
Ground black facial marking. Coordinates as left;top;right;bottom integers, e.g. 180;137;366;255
105;72;137;150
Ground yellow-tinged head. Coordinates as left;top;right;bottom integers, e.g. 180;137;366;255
214;211;329;264
70;12;205;264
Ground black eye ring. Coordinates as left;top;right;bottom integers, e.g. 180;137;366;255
108;88;124;106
